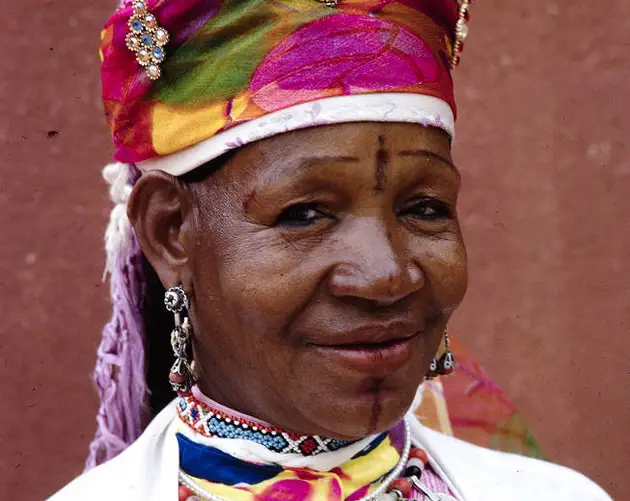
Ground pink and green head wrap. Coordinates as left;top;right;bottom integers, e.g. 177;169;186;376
101;0;463;175
90;0;471;469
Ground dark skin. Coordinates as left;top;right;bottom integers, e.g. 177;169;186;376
128;122;468;440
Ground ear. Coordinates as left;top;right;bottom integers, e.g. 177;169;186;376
127;170;193;289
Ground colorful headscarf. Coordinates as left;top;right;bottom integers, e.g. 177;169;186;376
89;0;476;468
100;0;467;175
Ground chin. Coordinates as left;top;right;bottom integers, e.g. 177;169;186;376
303;379;420;440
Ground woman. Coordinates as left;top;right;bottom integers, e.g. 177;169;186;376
51;0;612;499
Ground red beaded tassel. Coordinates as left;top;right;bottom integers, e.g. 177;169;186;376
387;447;429;499
178;485;197;501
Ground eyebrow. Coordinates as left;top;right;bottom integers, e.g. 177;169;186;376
297;155;360;169
260;155;360;187
398;150;458;172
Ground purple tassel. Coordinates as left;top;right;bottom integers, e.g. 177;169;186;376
85;166;148;469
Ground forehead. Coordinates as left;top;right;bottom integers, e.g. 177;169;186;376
199;122;456;193
246;122;452;160
262;122;450;153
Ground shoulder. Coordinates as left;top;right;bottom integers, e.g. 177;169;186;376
420;426;614;501
47;402;179;501
47;450;140;500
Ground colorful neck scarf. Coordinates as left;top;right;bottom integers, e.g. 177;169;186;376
174;390;454;501
176;429;402;501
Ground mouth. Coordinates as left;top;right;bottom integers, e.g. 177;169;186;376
309;331;422;376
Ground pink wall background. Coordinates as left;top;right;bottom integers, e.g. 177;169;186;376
1;0;628;499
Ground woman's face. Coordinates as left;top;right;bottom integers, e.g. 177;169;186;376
139;122;467;439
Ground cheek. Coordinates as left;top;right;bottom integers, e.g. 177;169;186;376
420;236;468;310
198;232;324;339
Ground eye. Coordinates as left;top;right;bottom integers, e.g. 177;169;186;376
276;203;328;227
402;197;452;221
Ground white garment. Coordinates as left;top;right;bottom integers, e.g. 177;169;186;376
48;401;613;501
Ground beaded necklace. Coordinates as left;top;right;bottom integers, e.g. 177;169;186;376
177;392;360;456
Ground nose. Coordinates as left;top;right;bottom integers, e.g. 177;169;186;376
327;218;424;305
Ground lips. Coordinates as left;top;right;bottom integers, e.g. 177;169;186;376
307;322;424;376
311;321;423;346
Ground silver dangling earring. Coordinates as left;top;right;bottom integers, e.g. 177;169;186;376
425;328;456;380
164;285;194;395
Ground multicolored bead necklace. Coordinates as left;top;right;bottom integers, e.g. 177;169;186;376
386;447;459;501
177;393;361;456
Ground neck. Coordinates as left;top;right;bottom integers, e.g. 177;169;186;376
178;386;366;457
192;385;277;430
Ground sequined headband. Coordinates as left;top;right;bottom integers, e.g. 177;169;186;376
100;0;472;174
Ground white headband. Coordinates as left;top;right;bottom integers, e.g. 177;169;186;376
137;93;455;176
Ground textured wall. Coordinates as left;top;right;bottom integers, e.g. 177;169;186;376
1;1;628;500
452;3;630;499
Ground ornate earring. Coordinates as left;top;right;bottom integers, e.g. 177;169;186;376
164;285;194;395
425;328;456;380
436;329;455;376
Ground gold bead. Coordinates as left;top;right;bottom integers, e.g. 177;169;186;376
456;19;469;40
146;65;161;80
137;49;151;64
126;35;139;50
132;1;147;15
144;14;157;28
155;28;169;46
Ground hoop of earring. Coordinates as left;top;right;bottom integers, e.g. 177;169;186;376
164;285;195;395
425;328;456;380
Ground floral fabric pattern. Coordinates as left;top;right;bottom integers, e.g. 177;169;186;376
100;0;459;163
175;421;404;501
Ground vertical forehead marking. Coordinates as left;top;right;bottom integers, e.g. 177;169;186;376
375;135;389;193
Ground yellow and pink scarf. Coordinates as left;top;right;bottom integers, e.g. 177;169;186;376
100;0;461;174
